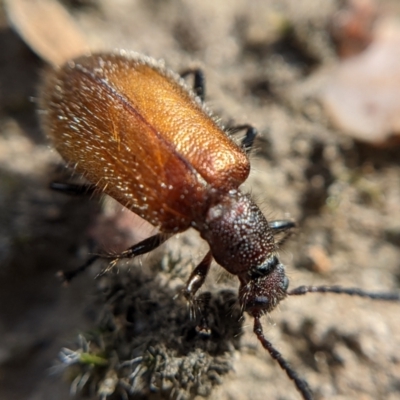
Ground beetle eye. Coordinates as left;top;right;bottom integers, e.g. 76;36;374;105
246;296;269;311
250;255;279;278
281;276;289;291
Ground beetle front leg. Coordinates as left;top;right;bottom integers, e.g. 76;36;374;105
269;219;296;247
183;251;213;300
182;251;213;330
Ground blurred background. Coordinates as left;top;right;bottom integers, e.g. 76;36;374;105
0;0;400;399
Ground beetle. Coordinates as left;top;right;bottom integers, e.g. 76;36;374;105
39;50;400;400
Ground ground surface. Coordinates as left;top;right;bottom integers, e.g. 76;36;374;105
0;1;400;400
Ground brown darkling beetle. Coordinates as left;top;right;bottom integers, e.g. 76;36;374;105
39;51;400;400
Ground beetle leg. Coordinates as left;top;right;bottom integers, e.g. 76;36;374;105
182;251;212;316
182;251;213;300
182;251;213;331
59;254;100;283
60;234;169;283
50;181;97;196
269;219;296;247
229;124;258;152
193;292;212;336
180;68;205;101
107;233;169;261
269;219;296;233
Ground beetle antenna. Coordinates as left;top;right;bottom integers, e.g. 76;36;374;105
253;317;313;400
288;285;400;301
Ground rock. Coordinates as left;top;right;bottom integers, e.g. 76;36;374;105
323;18;400;146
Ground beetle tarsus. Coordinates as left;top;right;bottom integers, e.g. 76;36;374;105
57;254;100;283
195;292;212;337
59;234;168;283
50;181;97;196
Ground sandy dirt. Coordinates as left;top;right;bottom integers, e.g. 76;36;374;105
0;1;400;400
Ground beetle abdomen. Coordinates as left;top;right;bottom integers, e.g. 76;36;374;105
39;52;250;232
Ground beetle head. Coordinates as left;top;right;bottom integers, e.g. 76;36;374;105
239;255;288;318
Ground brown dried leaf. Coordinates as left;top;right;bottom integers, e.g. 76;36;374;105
4;0;90;66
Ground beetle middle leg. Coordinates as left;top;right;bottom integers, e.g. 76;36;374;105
106;233;168;261
179;70;259;154
52;180;172;282
180;68;205;101
61;233;169;283
98;233;170;274
50;181;97;196
229;124;258;152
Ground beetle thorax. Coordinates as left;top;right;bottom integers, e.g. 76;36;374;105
198;190;276;276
